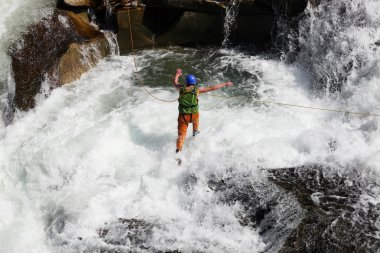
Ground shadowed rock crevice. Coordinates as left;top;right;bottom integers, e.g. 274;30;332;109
142;7;184;36
141;0;308;16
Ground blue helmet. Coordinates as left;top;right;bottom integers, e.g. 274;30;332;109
186;74;197;85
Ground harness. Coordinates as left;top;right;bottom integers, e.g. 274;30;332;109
178;86;199;114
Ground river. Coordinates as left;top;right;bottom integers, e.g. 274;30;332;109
0;0;379;252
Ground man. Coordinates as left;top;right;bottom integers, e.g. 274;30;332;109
173;68;233;153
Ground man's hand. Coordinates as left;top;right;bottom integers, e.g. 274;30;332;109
199;81;234;93
176;68;183;77
174;68;183;88
225;81;233;87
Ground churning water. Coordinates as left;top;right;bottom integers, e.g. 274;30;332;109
1;0;380;252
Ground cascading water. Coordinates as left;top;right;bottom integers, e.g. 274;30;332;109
104;32;120;56
222;0;240;47
1;0;380;253
297;0;380;117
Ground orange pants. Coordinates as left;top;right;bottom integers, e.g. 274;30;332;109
176;113;199;151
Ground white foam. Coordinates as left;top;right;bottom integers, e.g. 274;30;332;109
1;0;380;251
0;46;378;250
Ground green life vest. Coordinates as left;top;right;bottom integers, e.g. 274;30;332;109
178;86;199;114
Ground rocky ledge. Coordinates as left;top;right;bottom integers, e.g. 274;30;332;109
269;166;380;252
9;9;112;111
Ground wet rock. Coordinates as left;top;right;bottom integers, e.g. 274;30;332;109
117;0;308;52
117;8;226;53
269;165;380;253
9;9;111;110
58;37;109;85
99;218;154;249
59;0;124;8
309;0;321;7
208;172;303;252
89;6;120;32
117;7;272;52
64;0;91;7
142;0;267;14
95;218;181;253
142;0;229;13
142;0;308;16
57;0;89;13
207;166;380;252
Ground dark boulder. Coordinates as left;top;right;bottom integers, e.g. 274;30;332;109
9;9;110;111
57;0;89;13
269;165;380;253
204;165;379;252
57;0;123;32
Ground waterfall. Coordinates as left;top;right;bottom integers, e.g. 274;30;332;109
297;0;380;99
222;0;240;47
104;0;113;16
104;31;120;56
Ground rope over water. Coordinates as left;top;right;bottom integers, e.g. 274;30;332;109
126;7;380;117
127;7;178;103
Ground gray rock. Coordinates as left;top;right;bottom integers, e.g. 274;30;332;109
269;165;380;253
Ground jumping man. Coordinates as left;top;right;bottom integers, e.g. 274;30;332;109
173;68;233;153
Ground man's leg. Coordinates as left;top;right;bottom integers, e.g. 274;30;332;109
176;114;189;152
192;112;200;136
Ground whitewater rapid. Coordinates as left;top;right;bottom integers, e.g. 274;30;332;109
0;46;378;252
1;0;380;252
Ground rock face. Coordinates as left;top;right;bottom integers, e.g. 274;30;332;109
116;7;273;52
57;37;110;85
142;0;308;16
116;0;308;52
64;0;91;6
269;166;380;253
9;9;111;111
208;165;379;252
60;0;124;8
117;8;228;53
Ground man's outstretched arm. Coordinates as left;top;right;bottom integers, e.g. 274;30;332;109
199;81;233;93
173;68;183;89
